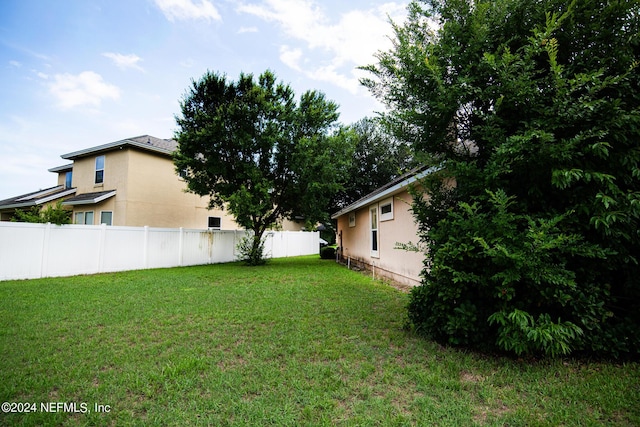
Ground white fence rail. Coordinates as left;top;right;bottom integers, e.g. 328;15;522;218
0;222;320;281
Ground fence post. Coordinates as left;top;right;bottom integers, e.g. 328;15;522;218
40;222;51;279
143;226;149;269
97;223;107;273
178;227;184;266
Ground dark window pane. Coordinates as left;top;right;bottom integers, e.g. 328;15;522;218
208;217;221;228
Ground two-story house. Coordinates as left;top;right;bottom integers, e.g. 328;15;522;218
1;135;308;230
0;135;236;229
56;135;237;229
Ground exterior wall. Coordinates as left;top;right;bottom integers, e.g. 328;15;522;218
337;188;425;287
277;218;307;231
56;172;65;187
71;150;129;195
121;149;234;229
69;150;129;226
69;148;238;229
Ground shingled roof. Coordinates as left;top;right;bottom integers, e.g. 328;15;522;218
61;135;177;160
61;190;117;206
0;185;77;210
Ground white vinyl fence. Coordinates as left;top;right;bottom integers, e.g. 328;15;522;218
0;222;320;281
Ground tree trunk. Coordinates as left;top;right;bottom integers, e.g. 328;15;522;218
248;226;266;266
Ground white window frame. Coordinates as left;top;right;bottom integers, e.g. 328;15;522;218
208;216;221;230
100;211;113;226
370;205;379;258
379;197;394;222
74;212;84;225
74;211;94;225
84;211;94;225
95;155;105;185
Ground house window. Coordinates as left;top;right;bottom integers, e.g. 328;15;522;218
370;205;379;258
95;155;105;184
84;211;94;225
379;197;394;221
74;212;84;225
65;171;73;189
100;211;113;226
179;168;188;179
348;212;356;227
74;211;93;225
208;216;221;229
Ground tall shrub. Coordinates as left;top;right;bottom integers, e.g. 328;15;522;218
364;0;640;356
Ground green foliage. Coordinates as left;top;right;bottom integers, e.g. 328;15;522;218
12;206;44;223
409;189;606;355
372;0;640;356
488;309;583;357
174;70;350;264
236;231;268;266
12;201;71;225
330;117;414;211
320;246;336;260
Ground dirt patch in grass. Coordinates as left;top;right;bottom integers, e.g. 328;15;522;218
473;401;511;425
460;370;485;384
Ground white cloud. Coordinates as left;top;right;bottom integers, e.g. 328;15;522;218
154;0;222;22
279;45;303;71
237;26;258;34
237;0;407;92
49;71;121;109
102;52;144;71
9;60;22;68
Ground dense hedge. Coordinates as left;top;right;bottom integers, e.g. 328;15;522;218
366;0;640;357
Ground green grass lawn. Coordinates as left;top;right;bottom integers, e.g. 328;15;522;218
1;256;638;426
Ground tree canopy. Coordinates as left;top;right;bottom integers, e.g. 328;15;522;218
330;117;415;212
173;70;350;264
364;0;640;356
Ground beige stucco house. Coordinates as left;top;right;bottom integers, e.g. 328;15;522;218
331;167;434;287
0;135;233;228
0;135;305;230
56;135;237;229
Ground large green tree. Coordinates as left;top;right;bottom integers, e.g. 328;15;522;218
330;117;414;212
174;70;350;264
364;0;640;356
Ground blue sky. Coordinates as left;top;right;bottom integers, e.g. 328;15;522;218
0;0;408;199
